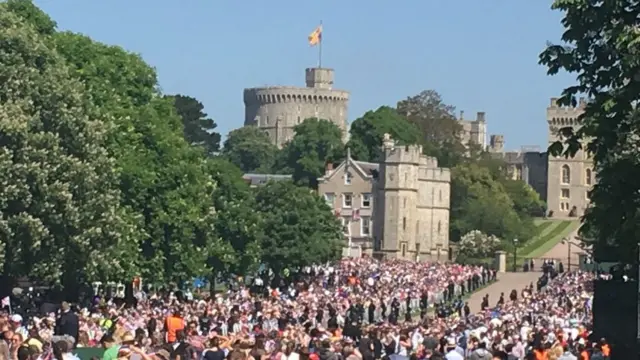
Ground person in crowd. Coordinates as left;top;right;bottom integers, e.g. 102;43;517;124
0;258;598;360
55;302;79;346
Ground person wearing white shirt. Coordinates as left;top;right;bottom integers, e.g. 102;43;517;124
411;328;423;351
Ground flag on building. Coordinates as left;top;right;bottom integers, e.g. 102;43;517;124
308;25;323;46
352;209;360;221
1;296;9;307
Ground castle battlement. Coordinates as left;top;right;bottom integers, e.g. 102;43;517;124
419;167;451;182
383;144;423;165
547;97;586;124
419;155;438;168
243;68;350;148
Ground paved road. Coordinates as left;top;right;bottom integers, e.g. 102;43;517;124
465;226;582;312
465;271;540;312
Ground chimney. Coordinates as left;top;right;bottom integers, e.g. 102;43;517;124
325;162;334;176
550;97;559;107
477;112;486;122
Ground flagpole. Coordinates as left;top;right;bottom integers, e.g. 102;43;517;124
318;20;323;68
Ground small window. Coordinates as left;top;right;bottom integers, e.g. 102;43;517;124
439;190;442;202
342;194;352;208
342;218;351;235
561;189;570;199
324;193;335;206
586;168;592;186
401;243;407;257
266;116;270;125
561;165;571;184
402;217;406;230
345;172;352;185
297;116;301;124
403;198;407;208
361;193;371;208
361;218;371;236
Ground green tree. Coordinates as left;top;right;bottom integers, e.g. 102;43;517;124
254;181;343;274
207;158;261;278
280;118;345;188
50;28;224;283
450;163;533;243
222;126;279;173
167;94;221;154
5;0;56;35
347;106;421;162
396;90;466;167
539;0;640;261
501;179;546;218
0;8;141;289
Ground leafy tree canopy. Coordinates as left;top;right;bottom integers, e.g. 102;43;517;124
347;106;421;162
254;181;343;273
450;163;533;243
5;0;56;35
539;0;640;261
167;94;221;154
0;8;140;289
30;16;225;284
223;126;279;174
397;90;466;168
279;118;345;189
207;157;261;278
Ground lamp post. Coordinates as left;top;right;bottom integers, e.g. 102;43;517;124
562;237;571;271
513;238;519;272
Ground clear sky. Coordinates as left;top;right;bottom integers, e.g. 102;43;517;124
35;0;574;150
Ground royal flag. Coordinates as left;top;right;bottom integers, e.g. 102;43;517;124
308;25;323;46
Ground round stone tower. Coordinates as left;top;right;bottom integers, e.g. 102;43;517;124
243;68;349;148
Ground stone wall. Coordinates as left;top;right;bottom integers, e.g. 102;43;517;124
243;68;349;148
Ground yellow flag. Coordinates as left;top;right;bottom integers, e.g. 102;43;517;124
308;25;323;46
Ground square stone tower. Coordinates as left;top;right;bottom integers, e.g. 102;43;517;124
376;136;422;259
546;97;593;217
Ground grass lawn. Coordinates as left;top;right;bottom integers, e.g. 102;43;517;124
525;220;578;258
519;220;579;258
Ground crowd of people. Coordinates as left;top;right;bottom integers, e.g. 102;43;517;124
0;257;601;360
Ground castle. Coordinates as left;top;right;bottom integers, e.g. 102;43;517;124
317;135;451;261
241;67;592;256
243;68;349;148
458;111;488;148
488;97;592;217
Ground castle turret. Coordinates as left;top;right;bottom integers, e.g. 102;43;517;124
489;134;505;153
243;68;349;148
546;96;592;218
305;68;334;89
378;139;421;260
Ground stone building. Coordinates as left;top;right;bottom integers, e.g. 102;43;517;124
546;97;592;217
317;135;451;261
458;111;488;148
488;135;549;201
243;68;349;148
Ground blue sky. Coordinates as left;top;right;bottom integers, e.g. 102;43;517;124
35;0;574;150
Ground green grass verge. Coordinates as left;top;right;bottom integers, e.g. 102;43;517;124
534;221;553;234
526;221;578;258
518;221;567;256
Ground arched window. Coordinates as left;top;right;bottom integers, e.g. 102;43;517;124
561;165;571;184
586;168;592;186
